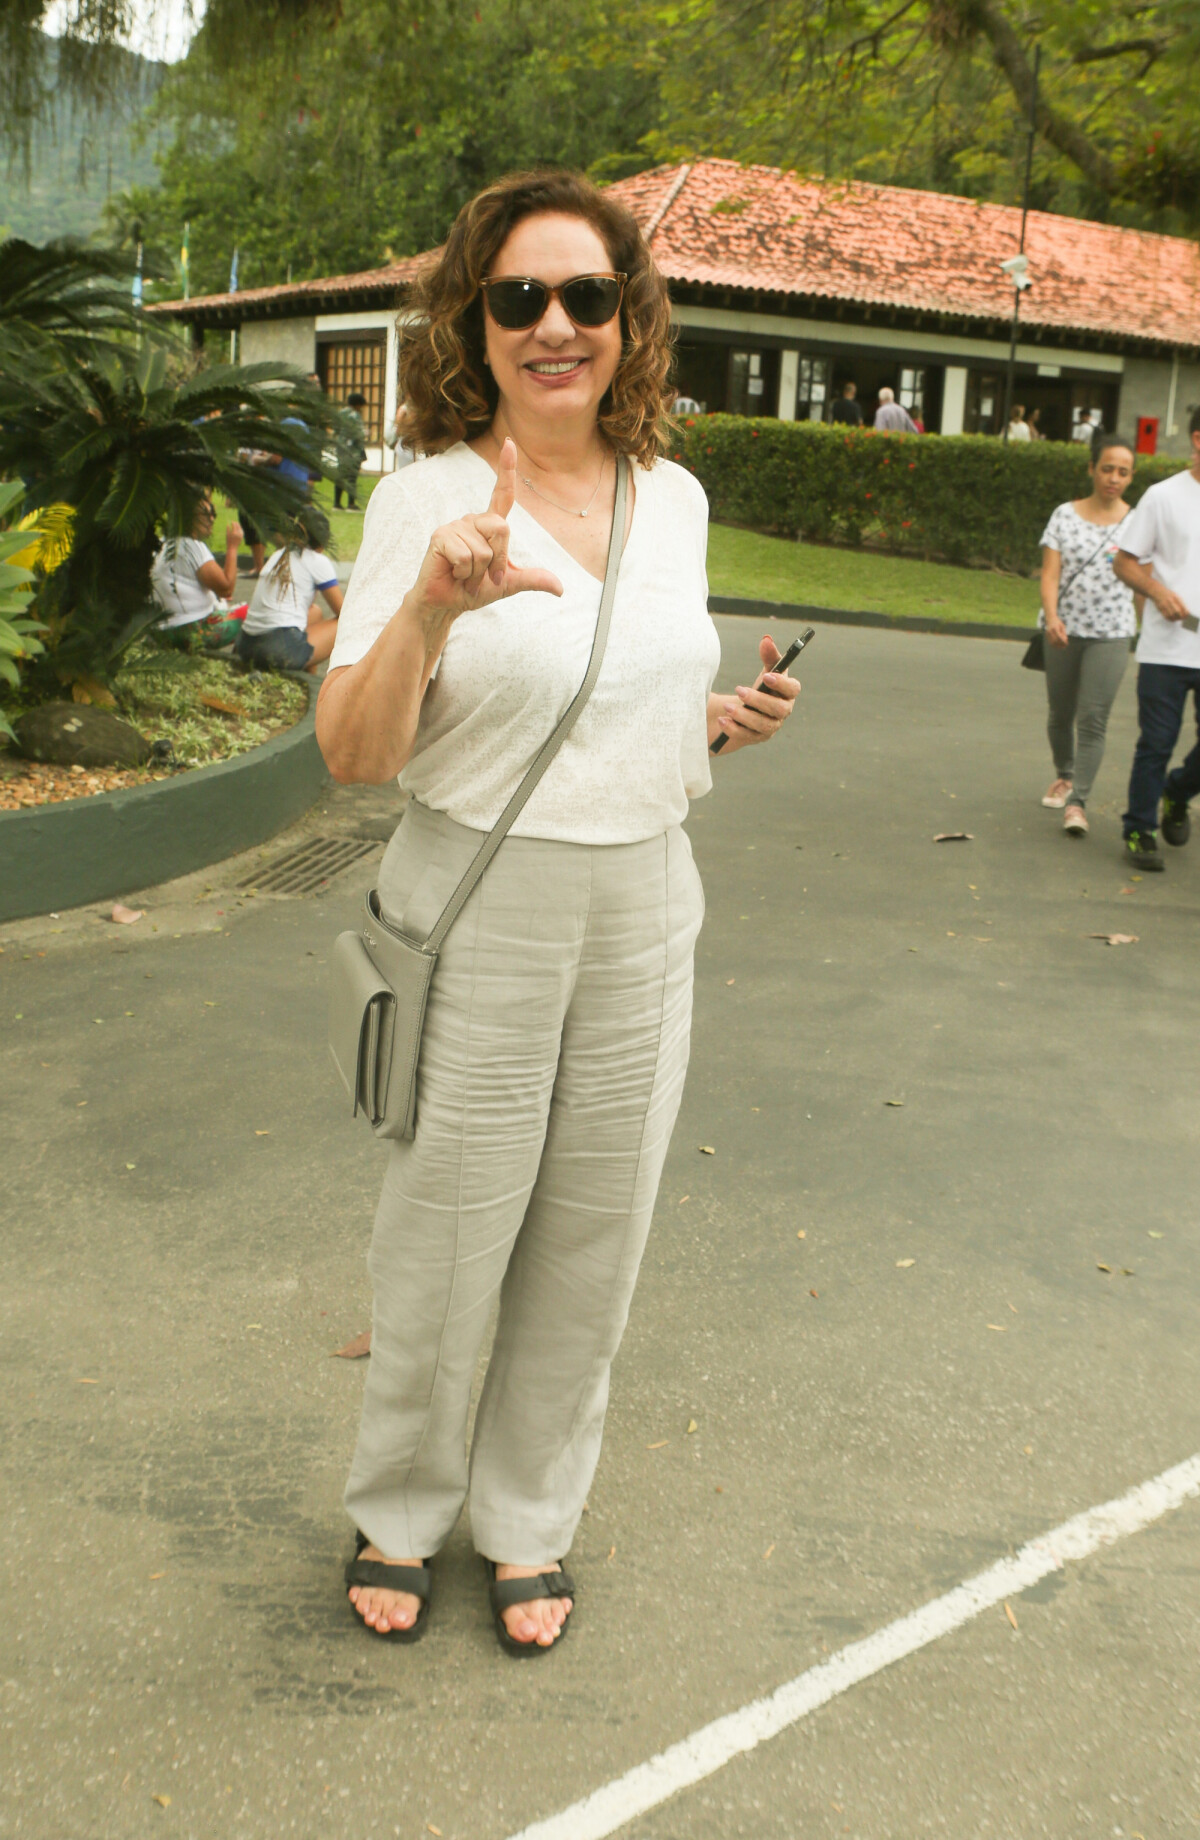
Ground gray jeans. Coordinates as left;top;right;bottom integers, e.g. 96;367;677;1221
1044;635;1129;807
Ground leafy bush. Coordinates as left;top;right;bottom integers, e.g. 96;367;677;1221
0;483;48;741
669;416;1183;574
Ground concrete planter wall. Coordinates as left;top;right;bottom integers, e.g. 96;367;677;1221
0;684;329;924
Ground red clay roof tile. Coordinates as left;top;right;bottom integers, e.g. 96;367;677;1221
610;160;1200;348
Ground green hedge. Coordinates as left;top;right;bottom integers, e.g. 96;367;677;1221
669;416;1183;575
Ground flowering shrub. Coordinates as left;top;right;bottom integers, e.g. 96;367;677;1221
669;415;1180;573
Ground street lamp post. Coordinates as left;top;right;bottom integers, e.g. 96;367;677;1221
1001;44;1040;441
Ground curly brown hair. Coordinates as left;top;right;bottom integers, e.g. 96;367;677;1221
399;169;674;469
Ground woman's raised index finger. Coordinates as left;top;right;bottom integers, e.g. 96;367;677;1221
488;437;517;519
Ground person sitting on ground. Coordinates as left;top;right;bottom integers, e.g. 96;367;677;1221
1113;403;1200;873
1038;432;1142;839
873;386;917;434
1008;403;1032;442
150;495;243;643
830;380;863;427
334;393;368;510
235;504;343;674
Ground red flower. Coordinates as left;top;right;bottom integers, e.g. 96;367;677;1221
908;462;916;470
685;417;696;427
883;457;890;465
865;491;872;499
901;520;912;528
751;430;759;438
706;446;713;454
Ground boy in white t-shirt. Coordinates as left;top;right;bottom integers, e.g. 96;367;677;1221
236;505;343;673
1114;406;1200;872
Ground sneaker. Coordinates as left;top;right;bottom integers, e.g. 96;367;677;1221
1042;778;1073;808
1124;831;1165;871
1161;792;1190;847
1063;804;1088;836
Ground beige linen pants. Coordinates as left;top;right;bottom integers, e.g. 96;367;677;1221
344;800;704;1565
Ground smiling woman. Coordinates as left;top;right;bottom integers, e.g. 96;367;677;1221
314;168;803;1661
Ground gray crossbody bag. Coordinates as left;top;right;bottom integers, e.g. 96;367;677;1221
328;456;628;1143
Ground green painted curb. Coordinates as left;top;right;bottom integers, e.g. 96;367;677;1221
709;594;1033;642
0;682;329;924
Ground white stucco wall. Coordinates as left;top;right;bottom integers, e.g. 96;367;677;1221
1118;354;1200;457
239;317;317;373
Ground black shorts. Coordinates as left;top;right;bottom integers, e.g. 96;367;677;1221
237;508;263;546
235;625;314;672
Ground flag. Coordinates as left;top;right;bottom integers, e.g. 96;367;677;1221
229;246;239;294
132;239;144;310
181;222;190;301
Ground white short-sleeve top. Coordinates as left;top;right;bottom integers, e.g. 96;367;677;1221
329;443;721;844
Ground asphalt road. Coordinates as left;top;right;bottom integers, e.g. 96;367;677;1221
3;616;1199;1840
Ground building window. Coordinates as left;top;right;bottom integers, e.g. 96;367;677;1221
965;371;1001;435
898;366;926;424
797;357;831;422
318;336;385;444
729;350;766;415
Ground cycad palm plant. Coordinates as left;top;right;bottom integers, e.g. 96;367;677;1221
0;305;355;698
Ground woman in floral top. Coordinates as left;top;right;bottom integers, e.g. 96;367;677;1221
1038;432;1141;837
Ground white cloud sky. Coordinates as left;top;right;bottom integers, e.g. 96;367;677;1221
42;0;205;64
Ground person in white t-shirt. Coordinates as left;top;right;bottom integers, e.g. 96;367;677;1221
236;505;343;673
150;494;242;635
1113;405;1200;872
317;169;802;1656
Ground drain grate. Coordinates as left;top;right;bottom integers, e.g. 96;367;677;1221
239;835;378;896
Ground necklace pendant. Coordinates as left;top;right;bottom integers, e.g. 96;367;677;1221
580;508;588;517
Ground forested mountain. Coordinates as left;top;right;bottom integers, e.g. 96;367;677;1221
0;36;164;243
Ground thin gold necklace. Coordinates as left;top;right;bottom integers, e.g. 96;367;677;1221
514;446;609;519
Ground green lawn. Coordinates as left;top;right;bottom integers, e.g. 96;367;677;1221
312;474;1034;628
706;523;1035;627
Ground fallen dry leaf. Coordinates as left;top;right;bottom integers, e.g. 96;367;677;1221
698;1145;715;1155
426;1827;443;1838
1096;1263;1113;1273
885;1099;905;1107
110;903;144;925
1121;1267;1135;1277
1090;932;1138;946
1004;1602;1018;1631
254;1129;270;1137
333;1330;372;1359
796;1229;806;1239
606;1545;616;1561
763;1542;776;1560
149;1571;165;1580
199;694;247;718
152;1795;171;1809
986;1324;1006;1331
686;1418;698;1434
647;1440;668;1450
809;1288;819;1299
678;1194;690;1205
933;832;974;842
896;1258;915;1268
725;978;735;986
76;1377;98;1384
1023;1445;1033;1455
1149;1230;1164;1238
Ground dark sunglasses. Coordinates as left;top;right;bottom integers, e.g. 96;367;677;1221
480;272;627;331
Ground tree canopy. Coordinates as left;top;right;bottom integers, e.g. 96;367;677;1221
6;0;1200;293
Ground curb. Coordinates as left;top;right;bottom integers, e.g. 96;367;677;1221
0;681;329;925
709;595;1033;643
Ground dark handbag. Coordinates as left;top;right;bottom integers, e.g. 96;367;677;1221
1021;630;1045;671
328;455;629;1143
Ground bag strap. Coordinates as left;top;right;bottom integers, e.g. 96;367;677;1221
423;453;628;954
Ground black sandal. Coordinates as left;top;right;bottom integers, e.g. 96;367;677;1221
484;1560;575;1658
345;1531;431;1644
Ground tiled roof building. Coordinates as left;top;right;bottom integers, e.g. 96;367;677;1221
154;158;1200;459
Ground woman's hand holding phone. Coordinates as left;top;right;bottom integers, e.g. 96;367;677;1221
709;629;811;754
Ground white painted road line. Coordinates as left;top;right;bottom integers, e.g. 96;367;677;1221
505;1451;1200;1840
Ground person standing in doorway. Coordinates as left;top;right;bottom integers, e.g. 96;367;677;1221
1114;405;1200;871
1007;404;1032;442
874;387;917;434
830;381;863;427
334;393;368;510
1038;433;1139;838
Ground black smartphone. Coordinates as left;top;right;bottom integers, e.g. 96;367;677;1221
710;626;816;753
